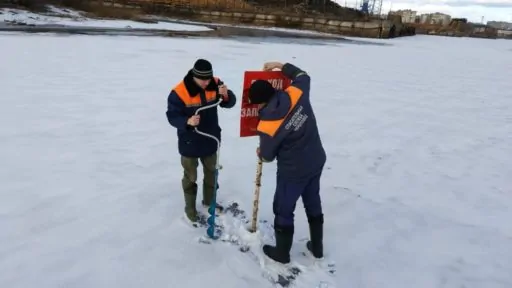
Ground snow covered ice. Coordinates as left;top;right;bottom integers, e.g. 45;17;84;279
1;31;512;288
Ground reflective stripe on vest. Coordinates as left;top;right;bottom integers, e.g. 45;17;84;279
256;86;303;137
173;77;219;108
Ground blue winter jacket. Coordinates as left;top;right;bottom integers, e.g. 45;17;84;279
256;63;326;181
166;70;236;158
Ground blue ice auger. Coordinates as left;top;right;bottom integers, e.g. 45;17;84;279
193;98;223;239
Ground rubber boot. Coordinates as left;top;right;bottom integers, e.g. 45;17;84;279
263;225;294;264
184;183;198;222
306;214;323;259
202;181;224;213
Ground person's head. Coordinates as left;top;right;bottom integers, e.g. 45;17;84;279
248;79;276;106
191;59;213;89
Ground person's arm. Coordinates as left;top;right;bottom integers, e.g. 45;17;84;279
257;132;281;163
281;63;310;94
166;90;193;130
263;61;310;95
217;79;237;108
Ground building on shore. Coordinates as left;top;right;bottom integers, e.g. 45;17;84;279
388;10;452;26
419;12;452;26
497;29;512;39
388;9;417;23
487;21;512;30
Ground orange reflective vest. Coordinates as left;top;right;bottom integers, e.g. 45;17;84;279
256;86;303;137
172;77;220;108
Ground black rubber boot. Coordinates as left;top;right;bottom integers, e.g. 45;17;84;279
306;214;323;259
202;181;224;213
263;225;294;264
183;183;198;222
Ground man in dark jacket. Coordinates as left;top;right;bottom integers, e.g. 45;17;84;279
166;59;237;223
248;61;326;264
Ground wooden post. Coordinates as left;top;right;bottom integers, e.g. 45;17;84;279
249;157;263;233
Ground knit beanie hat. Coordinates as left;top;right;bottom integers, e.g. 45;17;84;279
248;80;276;104
192;59;213;80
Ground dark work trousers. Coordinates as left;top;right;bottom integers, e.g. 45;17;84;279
181;154;217;205
273;171;323;228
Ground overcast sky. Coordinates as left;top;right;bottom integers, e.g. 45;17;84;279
334;0;512;23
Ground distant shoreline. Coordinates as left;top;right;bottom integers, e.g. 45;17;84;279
0;5;393;45
0;21;349;40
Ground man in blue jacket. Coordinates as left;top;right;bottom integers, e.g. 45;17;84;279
166;59;237;223
248;61;326;264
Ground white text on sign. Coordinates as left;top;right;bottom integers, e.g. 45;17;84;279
250;78;284;90
242;78;284;118
241;107;259;118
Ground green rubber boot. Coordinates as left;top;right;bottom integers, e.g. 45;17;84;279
183;182;198;222
201;154;224;213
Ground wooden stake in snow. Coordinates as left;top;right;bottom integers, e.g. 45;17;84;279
249;157;263;233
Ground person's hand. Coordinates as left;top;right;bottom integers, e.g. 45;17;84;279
263;62;284;71
218;85;228;101
187;115;200;126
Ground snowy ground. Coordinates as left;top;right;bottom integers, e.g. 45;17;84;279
1;32;511;288
0;5;212;31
